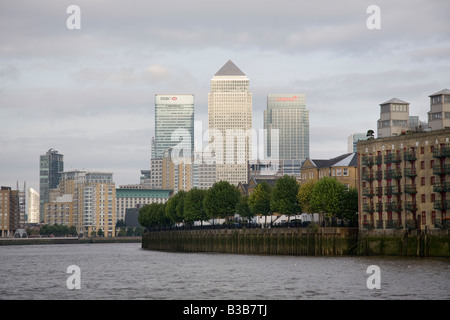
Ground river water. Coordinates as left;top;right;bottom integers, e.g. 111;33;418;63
0;242;448;300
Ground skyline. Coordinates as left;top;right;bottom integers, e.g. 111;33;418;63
1;0;449;192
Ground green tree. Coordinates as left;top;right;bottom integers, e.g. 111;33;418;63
184;188;208;225
310;177;346;225
68;225;78;237
248;181;272;227
236;195;254;225
270;175;300;224
139;203;169;228
340;187;359;223
97;228;104;237
165;191;187;225
297;181;316;213
204;180;241;224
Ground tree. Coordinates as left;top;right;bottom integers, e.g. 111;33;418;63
297;181;316;213
310;177;346;225
165;191;187;225
184;188;208;225
139;203;169;228
270;175;300;224
236;195;254;225
204;180;241;223
340;187;358;224
248;181;272;227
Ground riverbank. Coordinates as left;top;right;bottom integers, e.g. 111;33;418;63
0;236;142;246
142;227;450;258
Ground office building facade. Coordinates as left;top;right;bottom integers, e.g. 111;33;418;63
264;94;309;161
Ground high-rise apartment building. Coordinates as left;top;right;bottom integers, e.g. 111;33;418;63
208;60;252;185
0;186;20;237
427;89;450;131
45;170;116;237
39;148;63;222
264;94;309;178
27;188;40;223
377;98;410;138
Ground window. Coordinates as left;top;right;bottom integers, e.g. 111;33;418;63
421;194;426;203
343;168;349;176
421;147;425;154
421;212;426;225
421;161;425;169
421;177;426;186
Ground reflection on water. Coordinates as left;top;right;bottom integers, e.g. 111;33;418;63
0;242;448;300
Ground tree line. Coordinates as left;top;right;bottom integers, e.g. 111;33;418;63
138;175;358;229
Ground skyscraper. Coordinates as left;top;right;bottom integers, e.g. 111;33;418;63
150;94;194;189
264;94;309;177
208;60;252;185
153;94;195;159
39;148;63;222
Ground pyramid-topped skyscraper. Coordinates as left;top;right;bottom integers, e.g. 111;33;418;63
208;60;252;185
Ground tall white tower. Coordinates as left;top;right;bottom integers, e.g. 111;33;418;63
208;60;252;185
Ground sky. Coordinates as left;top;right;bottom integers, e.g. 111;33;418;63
1;0;449;192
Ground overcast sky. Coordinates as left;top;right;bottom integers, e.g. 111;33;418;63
1;0;449;192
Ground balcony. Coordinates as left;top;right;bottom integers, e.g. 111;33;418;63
385;201;402;212
362;188;374;197
362;173;375;181
404;184;417;194
375;170;383;180
433;200;450;210
361;156;374;167
384;169;402;179
363;203;375;213
433;146;450;158
375;220;384;229
386;219;401;229
384;185;402;196
404;201;418;212
376;202;383;212
433;182;450;193
375;187;383;197
432;164;450;175
404;168;417;178
374;155;383;165
384;153;402;164
403;151;417;161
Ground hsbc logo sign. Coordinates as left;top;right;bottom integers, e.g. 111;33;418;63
156;95;194;104
160;96;178;101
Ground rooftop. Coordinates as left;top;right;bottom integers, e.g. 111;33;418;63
214;60;246;76
429;89;450;97
380;98;409;105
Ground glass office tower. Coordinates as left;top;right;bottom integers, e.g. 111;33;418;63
39;148;64;222
264;94;309;176
153;94;195;160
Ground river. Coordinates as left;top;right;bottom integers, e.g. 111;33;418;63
0;242;448;300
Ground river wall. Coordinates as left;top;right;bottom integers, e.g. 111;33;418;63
142;228;359;256
142;228;450;258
